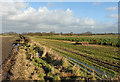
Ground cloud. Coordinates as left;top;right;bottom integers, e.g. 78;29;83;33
93;2;102;6
1;1;118;33
108;14;118;18
46;2;55;8
15;2;29;9
106;6;118;11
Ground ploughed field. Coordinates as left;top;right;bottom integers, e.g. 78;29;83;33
1;36;15;81
2;36;15;63
29;35;120;79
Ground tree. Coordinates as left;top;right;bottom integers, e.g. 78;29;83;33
83;31;92;35
70;32;73;36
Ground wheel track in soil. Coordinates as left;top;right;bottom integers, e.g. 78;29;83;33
37;40;120;74
36;41;104;78
31;40;101;79
46;40;120;68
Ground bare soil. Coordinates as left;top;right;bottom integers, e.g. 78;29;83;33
2;37;15;63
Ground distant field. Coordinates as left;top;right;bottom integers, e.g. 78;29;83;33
29;35;120;78
36;35;119;47
37;35;118;38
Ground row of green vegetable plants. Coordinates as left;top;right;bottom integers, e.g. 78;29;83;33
37;36;120;47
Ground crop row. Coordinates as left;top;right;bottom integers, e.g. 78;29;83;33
38;36;120;47
31;37;120;77
38;38;119;66
36;39;118;77
37;41;103;78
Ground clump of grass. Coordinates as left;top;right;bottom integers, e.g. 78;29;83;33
33;62;38;67
53;75;61;80
72;65;81;76
47;72;53;78
61;57;71;69
91;70;96;80
36;67;46;79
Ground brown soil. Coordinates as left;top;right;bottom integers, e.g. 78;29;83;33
2;37;15;63
1;36;16;80
2;45;19;80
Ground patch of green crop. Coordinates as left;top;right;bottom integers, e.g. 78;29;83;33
36;35;119;47
29;36;120;80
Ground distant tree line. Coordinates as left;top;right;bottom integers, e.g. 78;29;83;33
1;32;18;35
1;31;119;36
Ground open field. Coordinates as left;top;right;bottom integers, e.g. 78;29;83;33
2;35;120;81
28;35;120;78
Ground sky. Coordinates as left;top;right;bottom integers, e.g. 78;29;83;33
1;0;119;33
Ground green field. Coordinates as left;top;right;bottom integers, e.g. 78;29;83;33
27;35;120;80
37;35;119;47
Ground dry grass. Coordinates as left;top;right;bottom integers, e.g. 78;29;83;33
9;49;35;80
